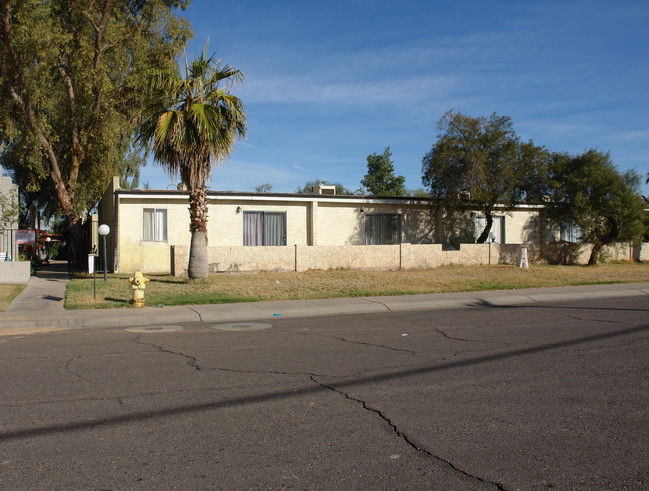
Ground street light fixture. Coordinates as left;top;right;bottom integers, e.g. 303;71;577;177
98;224;110;282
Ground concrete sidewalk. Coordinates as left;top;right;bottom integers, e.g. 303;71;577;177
7;260;69;313
2;262;649;331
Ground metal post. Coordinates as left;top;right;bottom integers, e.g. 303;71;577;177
102;234;107;282
98;224;110;283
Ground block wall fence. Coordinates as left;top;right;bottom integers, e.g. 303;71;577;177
169;242;645;276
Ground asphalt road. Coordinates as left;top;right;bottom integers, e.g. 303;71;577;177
0;295;647;490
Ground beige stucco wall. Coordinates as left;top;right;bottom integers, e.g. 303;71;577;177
401;243;491;269
214;200;309;246
172;243;496;275
499;209;543;244
498;242;637;265
297;244;401;270
170;241;643;276
314;202;435;245
117;198;181;273
115;195;311;273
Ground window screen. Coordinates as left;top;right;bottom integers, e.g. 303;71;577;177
143;209;167;241
243;212;287;246
365;214;401;245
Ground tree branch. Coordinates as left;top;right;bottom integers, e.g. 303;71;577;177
1;2;74;216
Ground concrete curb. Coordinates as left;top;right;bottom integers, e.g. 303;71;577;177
1;282;648;332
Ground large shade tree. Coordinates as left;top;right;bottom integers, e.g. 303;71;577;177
136;44;246;279
0;0;191;227
422;110;547;243
546;149;646;265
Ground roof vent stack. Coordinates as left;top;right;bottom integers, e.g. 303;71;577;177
312;184;336;195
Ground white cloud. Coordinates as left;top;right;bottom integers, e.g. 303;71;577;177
614;130;649;143
241;73;458;108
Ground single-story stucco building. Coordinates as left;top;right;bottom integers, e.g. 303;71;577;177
94;177;642;275
96;177;641;275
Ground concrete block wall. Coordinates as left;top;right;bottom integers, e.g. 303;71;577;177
296;244;401;271
0;261;31;283
172;243;496;276
170;241;647;277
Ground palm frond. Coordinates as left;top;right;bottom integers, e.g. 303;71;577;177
135;41;246;188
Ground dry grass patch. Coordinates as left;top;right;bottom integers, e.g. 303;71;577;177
64;262;649;310
0;284;26;312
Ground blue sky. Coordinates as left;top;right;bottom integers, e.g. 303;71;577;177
140;0;649;194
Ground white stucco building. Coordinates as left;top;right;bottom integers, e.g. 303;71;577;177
97;177;596;275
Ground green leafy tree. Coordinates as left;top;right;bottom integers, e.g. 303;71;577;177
361;147;406;196
136;43;246;279
0;0;191;226
546;149;646;265
296;178;355;195
421;110;545;243
406;187;430;198
254;182;274;193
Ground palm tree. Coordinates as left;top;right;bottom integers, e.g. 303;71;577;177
136;43;246;279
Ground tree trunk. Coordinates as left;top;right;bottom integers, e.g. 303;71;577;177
188;229;209;279
588;243;601;265
187;185;209;279
476;211;493;244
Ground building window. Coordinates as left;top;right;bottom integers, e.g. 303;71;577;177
365;214;401;245
474;215;505;243
243;211;287;246
560;222;580;242
143;208;167;241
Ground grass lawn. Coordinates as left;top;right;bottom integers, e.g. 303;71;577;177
62;262;649;310
0;284;26;312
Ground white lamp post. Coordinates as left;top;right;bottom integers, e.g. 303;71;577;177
98;224;110;282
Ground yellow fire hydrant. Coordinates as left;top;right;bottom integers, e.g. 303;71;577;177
128;270;149;308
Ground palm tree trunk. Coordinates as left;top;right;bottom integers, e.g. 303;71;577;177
187;186;209;279
188;229;209;279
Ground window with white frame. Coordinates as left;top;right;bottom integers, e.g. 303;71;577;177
243;211;287;246
143;208;167;241
365;214;401;245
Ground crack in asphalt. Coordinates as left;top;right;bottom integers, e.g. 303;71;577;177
435;328;512;348
310;375;506;490
186;306;204;322
134;334;201;371
0;395;126;408
59;356;90;383
205;365;331;378
359;297;393;311
543;309;638;326
283;329;424;357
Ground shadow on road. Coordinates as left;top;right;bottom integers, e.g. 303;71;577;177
470;298;649;312
2;322;647;442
